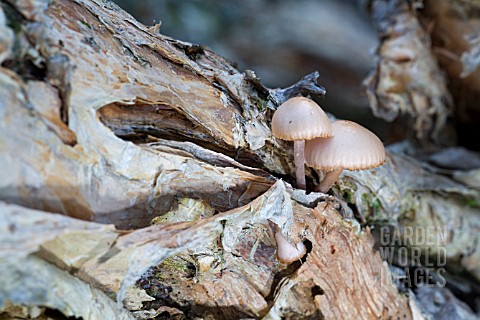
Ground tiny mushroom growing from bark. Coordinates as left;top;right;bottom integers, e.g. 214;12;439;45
274;230;307;264
305;120;386;193
271;97;333;189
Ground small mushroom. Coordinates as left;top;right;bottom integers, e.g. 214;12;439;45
271;97;333;189
274;231;306;264
304;120;386;193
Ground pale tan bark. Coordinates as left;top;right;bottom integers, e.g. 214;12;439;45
0;0;479;319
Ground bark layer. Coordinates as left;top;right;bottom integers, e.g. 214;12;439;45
0;0;479;319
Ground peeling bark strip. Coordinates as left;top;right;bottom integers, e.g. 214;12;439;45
365;0;452;145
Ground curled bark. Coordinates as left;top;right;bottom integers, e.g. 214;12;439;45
365;0;453;145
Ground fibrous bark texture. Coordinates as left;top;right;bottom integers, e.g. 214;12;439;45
0;0;479;319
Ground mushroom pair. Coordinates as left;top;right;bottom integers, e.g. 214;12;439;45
272;97;386;192
270;97;386;264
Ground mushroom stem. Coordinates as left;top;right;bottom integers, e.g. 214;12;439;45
316;169;343;193
294;140;306;189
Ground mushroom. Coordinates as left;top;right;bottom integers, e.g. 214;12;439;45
304;120;386;193
271;97;333;189
274;230;306;264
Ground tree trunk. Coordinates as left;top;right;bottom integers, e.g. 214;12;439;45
0;0;478;319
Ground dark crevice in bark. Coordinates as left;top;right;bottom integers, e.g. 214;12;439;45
1;2;75;132
43;307;82;320
1;2;47;81
169;41;205;61
262;239;312;315
97;102;293;184
45;54;74;127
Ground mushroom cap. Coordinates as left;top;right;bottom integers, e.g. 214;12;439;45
271;97;333;141
305;120;386;171
275;231;306;264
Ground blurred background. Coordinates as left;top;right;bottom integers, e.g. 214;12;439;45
112;0;387;137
